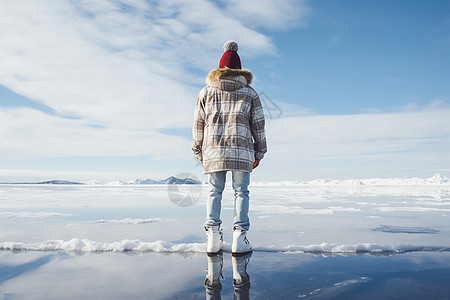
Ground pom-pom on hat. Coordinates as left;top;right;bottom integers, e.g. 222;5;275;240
219;40;241;69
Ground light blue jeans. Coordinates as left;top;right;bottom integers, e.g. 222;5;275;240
205;170;251;231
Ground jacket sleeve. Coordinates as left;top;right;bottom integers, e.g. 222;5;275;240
192;87;207;161
250;92;267;160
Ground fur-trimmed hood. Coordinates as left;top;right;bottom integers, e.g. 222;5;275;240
206;67;253;86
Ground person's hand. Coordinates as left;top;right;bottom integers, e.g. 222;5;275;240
201;160;203;165
253;159;260;169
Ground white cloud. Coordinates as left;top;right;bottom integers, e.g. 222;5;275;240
0;0;309;169
1;1;193;130
5;1;446;181
221;0;311;30
262;102;450;179
0;0;307;132
330;34;342;44
0;107;190;159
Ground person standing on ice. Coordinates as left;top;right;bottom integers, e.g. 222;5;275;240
192;40;267;255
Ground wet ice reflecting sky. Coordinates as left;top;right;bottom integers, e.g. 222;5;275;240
1;250;450;299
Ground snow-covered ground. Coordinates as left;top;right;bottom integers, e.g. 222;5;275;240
0;174;449;254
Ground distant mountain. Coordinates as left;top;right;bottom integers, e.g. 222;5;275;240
2;174;448;186
1;176;203;185
89;176;203;185
32;180;84;185
425;173;448;184
252;173;450;187
158;176;201;185
128;178;160;184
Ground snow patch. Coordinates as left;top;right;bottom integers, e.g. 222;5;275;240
253;204;334;215
0;239;206;253
256;243;450;254
93;218;161;224
372;225;440;234
377;206;450;212
1;239;449;254
253;173;449;186
0;212;74;218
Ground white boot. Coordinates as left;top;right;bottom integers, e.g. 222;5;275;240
205;225;223;254
232;228;252;255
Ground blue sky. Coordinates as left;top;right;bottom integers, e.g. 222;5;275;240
1;0;449;182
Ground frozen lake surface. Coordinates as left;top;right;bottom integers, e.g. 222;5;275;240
1;182;450;298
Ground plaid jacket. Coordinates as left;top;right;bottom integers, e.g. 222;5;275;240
192;68;267;173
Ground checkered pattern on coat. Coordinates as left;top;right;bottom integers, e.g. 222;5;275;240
192;74;267;174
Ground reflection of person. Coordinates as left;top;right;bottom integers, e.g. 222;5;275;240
204;252;252;300
193;40;267;255
233;252;252;300
204;253;223;300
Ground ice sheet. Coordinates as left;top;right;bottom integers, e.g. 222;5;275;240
0;181;449;253
1;181;450;298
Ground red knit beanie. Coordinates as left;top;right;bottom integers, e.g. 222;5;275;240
219;40;241;69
